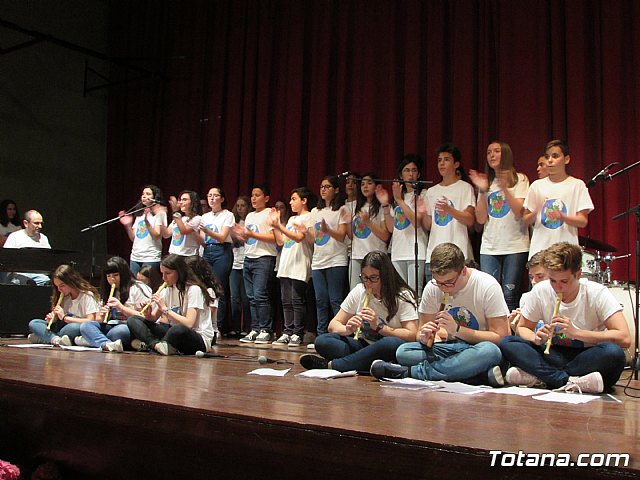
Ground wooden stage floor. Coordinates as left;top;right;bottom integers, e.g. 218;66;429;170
1;337;639;479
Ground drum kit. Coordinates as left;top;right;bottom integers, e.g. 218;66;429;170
579;236;637;361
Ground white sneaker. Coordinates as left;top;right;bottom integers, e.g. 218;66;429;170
288;334;302;347
154;341;177;356
101;339;124;353
306;343;315;350
74;336;93;347
505;367;546;388
51;335;72;347
272;334;290;346
131;339;148;351
254;330;272;344
554;372;604;394
239;330;258;343
28;333;44;344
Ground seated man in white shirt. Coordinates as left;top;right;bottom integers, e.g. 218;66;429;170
3;209;51;285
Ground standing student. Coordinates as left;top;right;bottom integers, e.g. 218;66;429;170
350;173;390;289
229;196;253;336
523;139;594;259
198;186;235;333
499;242;629;393
28;264;100;346
78;256;151;352
119;185;167;276
232;185;278;344
469;141;530;311
377;155;429;294
310;176;350;337
127;254;215;355
370;243;509;385
423;144;476;283
164;190;203;257
300;250;418;373
270;187;316;346
536;154;549;179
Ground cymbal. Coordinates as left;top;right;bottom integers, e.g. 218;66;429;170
578;236;617;253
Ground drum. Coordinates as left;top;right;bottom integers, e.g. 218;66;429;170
608;285;637;364
581;249;600;281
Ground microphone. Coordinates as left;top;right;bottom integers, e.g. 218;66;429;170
586;162;618;188
337;171;351;178
258;355;275;364
195;350;226;359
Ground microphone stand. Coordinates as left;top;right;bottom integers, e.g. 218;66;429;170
609;160;640;380
81;202;161;281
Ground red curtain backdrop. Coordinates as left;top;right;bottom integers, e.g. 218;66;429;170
106;0;640;281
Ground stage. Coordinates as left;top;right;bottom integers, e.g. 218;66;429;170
0;338;639;479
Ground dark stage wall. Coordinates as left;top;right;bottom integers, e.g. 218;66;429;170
106;0;640;281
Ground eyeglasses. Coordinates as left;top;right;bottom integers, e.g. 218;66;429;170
430;270;463;288
320;184;334;190
402;168;419;174
359;274;380;283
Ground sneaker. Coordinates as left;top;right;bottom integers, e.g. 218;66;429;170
101;339;124;353
254;330;272;344
239;330;259;343
554;372;604;394
487;365;506;388
306;343;315;350
154;341;177;356
300;354;328;370
505;367;546;388
28;333;44;344
130;339;148;351
51;335;72;347
272;334;291;346
288;334;302;347
370;359;409;380
74;336;93;347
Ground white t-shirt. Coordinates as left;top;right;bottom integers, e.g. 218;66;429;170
341;283;418;345
232;219;246;270
425;181;475;262
201;209;234;245
108;281;152;324
310;206;349;269
277;212;314;282
0;223;21;239
390;190;429;261
162;284;215;349
62;291;100;318
244;209;278;259
168;215;202;256
131;211;167;262
524;176;594;259
419;269;509;333
479;173;531;255
4;229;51;249
521;278;623;348
351;203;387;260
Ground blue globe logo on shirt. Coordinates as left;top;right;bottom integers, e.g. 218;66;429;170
246;224;258;245
204;224;219;244
353;215;371;239
488;191;510;218
434;200;454;227
314;222;330;247
171;226;184;246
541;199;567;229
447;306;479;330
283;226;295;249
135;220;149;239
394;208;410;230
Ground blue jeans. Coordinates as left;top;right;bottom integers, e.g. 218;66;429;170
203;243;233;332
243;256;276;332
393;260;425;296
280;277;307;336
397;340;502;384
80;321;131;348
29;319;81;344
311;266;347;335
130;260;161;277
315;333;406;373
499;336;626;390
230;268;251;332
480;252;528;311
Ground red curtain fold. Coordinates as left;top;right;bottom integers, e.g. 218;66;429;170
107;0;640;281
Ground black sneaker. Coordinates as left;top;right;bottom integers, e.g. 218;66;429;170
370;359;409;380
300;354;329;370
487;365;506;388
